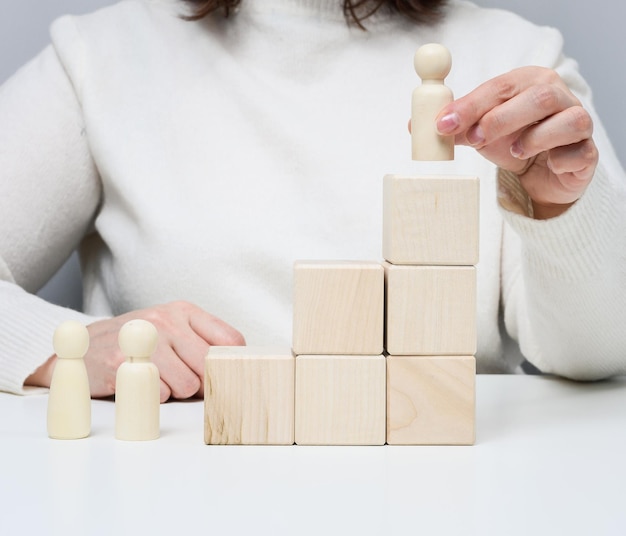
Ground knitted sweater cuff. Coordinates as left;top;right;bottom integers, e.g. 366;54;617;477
0;281;106;395
497;164;622;281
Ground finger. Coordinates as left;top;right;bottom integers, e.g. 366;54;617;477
437;67;574;136
465;128;530;174
510;106;593;160
518;142;596;207
546;139;598;185
152;344;201;399
189;309;246;347
471;85;580;149
160;379;171;404
171;331;210;379
85;321;126;398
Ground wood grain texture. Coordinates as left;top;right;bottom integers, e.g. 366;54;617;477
295;355;386;445
204;346;295;445
384;262;476;356
115;360;160;441
383;174;479;265
47;359;91;440
292;261;384;356
386;355;475;445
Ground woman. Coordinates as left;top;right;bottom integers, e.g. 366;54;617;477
1;0;624;400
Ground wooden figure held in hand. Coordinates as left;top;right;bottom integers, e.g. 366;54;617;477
411;43;454;161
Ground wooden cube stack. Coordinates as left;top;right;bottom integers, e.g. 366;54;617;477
204;177;479;446
204;182;479;446
292;261;386;445
383;174;478;445
205;175;479;445
204;262;387;446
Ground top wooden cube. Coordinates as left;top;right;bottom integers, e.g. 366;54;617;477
383;174;479;265
292;261;384;356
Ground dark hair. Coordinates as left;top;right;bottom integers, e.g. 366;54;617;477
183;0;448;28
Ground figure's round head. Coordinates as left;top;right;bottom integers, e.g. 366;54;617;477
414;43;452;81
53;321;90;359
118;319;158;358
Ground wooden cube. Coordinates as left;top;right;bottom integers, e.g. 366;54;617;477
292;261;384;355
384;262;476;356
295;355;386;445
383;174;479;265
386;355;475;445
204;346;295;445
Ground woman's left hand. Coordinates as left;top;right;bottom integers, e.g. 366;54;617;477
436;66;598;219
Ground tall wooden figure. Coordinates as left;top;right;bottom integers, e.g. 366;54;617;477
115;319;160;441
411;43;454;161
47;321;91;440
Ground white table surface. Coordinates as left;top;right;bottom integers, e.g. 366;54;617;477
1;375;625;535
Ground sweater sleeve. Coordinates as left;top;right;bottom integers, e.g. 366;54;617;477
0;42;103;394
499;37;626;380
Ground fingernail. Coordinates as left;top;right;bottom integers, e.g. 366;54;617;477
467;125;485;146
510;140;524;158
437;112;460;134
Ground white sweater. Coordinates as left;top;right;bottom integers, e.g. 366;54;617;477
1;0;625;394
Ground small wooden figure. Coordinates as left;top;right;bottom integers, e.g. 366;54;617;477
411;43;454;161
47;321;91;440
115;319;160;441
292;261;384;356
205;346;295;445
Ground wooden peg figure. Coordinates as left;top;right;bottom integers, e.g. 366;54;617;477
47;321;91;439
115;319;160;441
411;43;454;161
